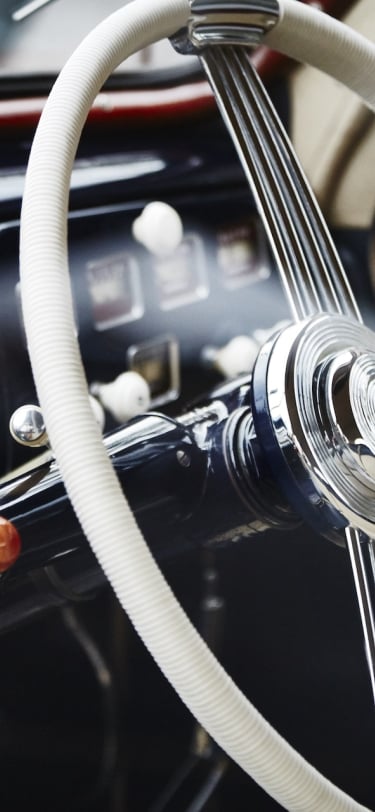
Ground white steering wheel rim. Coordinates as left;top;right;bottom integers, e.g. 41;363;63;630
19;2;375;810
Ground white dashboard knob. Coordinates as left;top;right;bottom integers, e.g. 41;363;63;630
132;201;183;257
203;335;260;379
253;319;290;346
92;371;151;424
88;394;105;432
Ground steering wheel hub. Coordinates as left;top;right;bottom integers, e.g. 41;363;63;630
252;314;375;539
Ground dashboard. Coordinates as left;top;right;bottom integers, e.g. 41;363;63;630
0;96;373;479
0;105;294;477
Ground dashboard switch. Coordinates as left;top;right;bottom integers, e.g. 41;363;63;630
203;335;260;378
0;517;21;573
88;395;106;432
91;371;151;424
132;201;183;257
9;404;48;448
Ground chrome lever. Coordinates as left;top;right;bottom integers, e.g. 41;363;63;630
200;45;361;322
345;528;375;704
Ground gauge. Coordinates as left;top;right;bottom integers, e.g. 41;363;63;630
216;218;270;289
86;252;143;331
153;233;209;311
127;335;180;406
0;0;198;80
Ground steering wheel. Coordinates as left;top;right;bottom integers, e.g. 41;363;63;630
19;1;375;810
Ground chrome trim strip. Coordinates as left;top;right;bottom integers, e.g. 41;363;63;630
172;0;280;53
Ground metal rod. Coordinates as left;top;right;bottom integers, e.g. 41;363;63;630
345;527;375;704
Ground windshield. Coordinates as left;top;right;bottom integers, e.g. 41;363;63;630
0;0;197;81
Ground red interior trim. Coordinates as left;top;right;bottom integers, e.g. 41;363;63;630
0;82;216;131
0;0;358;133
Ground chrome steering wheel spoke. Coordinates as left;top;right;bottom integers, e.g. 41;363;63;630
346;528;375;703
200;45;361;322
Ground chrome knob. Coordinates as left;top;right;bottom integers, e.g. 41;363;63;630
9;405;48;448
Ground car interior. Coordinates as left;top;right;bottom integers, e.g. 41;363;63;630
0;1;375;810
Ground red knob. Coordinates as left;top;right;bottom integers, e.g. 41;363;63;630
0;517;21;573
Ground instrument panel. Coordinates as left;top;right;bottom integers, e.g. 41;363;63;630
0;187;287;463
0;104;372;478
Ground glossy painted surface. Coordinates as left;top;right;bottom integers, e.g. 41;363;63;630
0;415;205;573
0;377;298;629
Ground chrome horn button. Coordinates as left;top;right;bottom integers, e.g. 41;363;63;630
348;352;375;480
252;314;375;539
